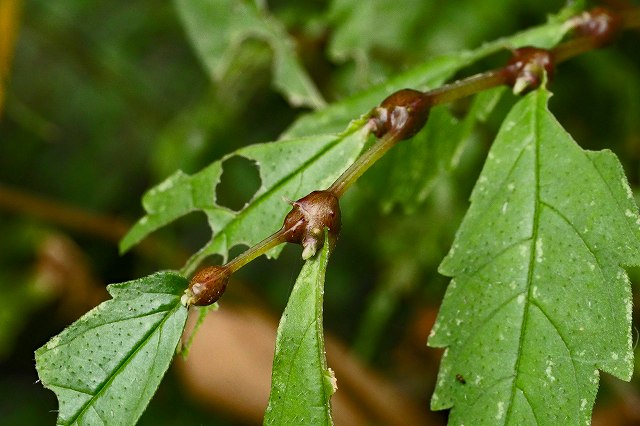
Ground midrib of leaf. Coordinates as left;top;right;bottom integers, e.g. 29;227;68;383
65;303;181;425
275;319;318;425
183;127;363;273
505;92;543;421
314;246;330;410
265;233;333;425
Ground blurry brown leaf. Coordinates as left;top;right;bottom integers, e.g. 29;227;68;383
34;233;107;319
176;296;437;425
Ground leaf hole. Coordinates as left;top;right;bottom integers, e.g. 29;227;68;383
216;156;261;212
228;244;250;260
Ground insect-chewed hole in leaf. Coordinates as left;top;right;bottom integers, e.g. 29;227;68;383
228;243;250;262
167;211;212;254
216;155;261;211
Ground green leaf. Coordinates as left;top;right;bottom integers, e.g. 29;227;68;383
283;52;479;138
283;13;569;139
264;231;334;425
120;129;369;275
121;10;571;274
428;88;640;424
174;0;325;109
35;271;189;426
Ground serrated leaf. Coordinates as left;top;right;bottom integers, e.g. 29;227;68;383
174;0;324;109
264;232;334;425
35;271;189;426
428;88;640;424
120;129;369;275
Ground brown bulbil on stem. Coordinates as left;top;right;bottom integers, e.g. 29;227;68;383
572;7;621;48
370;89;431;140
503;47;555;95
183;265;231;307
281;190;341;260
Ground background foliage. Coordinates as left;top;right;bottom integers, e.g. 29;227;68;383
2;0;640;424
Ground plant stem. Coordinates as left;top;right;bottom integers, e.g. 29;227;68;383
188;5;640;285
621;8;640;30
328;130;401;198
428;70;508;106
224;228;289;273
551;37;598;63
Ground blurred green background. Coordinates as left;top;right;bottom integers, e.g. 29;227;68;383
1;0;640;424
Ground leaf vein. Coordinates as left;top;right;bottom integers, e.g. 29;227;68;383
505;93;541;423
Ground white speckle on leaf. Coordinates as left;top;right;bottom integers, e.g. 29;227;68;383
580;398;587;411
611;352;619;360
432;392;439;403
517;294;525;304
532;286;539;299
45;335;61;350
156;177;176;192
545;359;556;382
501;202;509;215
535;238;544;263
625;209;635;218
626;351;634;365
507;183;515;192
519;245;528;257
496;401;505;420
509;281;517;290
478;176;488;184
622;177;634;199
326;368;338;393
474;375;483;385
589;263;595;271
455;318;463;326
